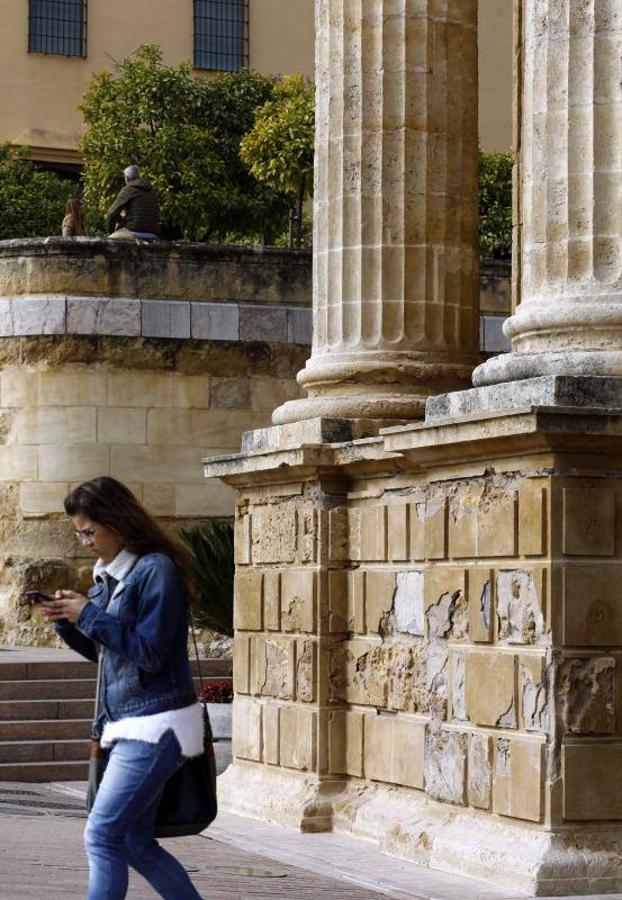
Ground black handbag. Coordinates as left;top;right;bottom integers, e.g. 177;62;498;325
87;631;218;838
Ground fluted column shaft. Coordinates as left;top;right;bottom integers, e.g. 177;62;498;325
476;0;622;387
274;0;480;424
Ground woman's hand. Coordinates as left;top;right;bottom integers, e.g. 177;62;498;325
41;590;89;623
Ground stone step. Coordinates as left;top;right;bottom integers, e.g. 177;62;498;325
0;657;231;681
0;678;96;701
0;738;90;763
0;760;89;782
0;699;93;721
0;719;91;741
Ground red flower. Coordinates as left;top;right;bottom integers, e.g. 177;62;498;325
199;678;233;704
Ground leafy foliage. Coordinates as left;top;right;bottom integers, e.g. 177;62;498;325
0;144;75;240
479;149;513;259
79;45;292;242
240;74;315;245
180;521;234;637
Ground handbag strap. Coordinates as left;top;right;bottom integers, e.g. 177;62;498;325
91;647;105;738
189;619;205;696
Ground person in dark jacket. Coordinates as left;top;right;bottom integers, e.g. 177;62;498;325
106;165;160;240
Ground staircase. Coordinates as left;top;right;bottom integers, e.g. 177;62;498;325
0;648;231;782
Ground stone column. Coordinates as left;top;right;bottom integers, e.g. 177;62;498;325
476;0;622;387
274;0;480;424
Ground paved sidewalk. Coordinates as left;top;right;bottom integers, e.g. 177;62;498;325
0;781;620;900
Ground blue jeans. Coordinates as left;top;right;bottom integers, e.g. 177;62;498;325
84;731;202;899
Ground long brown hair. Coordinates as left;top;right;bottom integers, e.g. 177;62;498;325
64;476;194;596
65;196;86;235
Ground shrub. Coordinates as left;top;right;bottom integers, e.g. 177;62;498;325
0;144;75;240
180;521;234;637
479;149;513;259
199;678;233;703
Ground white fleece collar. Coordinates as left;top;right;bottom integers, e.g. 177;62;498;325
100;702;205;758
93;549;139;585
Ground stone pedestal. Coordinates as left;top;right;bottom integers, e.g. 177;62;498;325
206;403;622;895
274;0;480;425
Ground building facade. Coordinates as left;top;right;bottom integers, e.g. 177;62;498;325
0;0;512;173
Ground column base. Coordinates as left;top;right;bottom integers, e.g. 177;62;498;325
331;781;622;896
218;764;622;895
474;349;622;387
217;761;344;833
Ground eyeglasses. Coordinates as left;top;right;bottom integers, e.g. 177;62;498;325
74;528;97;544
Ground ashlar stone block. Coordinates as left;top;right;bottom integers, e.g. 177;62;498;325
425;729;467;805
233;635;251;695
387;503;409;561
296;639;315;702
232;697;262;762
345;710;364;777
518;482;546;557
279;706;316;771
251;505;297;564
493;738;543;823
424;498;447;560
563;744;622;820
262;703;280;765
448;489;478;558
562;566;622;647
251;636;295;700
409;500;425;560
519;655;549;733
263;571;281;631
468;734;493;810
465;651;516;728
559;656;615;735
347;570;366;633
476;490;516;557
234;570;263;631
327;570;348;633
425;568;468;640
281;569;316;633
365;714;425;789
359;506;388;562
563;488;615;557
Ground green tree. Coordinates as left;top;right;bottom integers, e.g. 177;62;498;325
240;74;315;247
0;144;74;240
79;45;291;242
479;149;513;259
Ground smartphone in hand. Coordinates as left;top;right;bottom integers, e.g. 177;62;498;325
25;590;56;604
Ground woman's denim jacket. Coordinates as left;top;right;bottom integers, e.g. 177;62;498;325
55;553;196;725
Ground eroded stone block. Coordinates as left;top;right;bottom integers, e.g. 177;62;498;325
234;512;251;565
563;488;615;557
559;656;615;735
394;570;424;636
298;507;317;563
281;569;315;633
451;651;467;721
365;570;396;635
468;734;493;810
263;571;281;631
409;500;425;560
520;655;549;732
327;570;348;633
296;639;316;702
252;636;295;699
469;568;494;642
465;651;516;727
448;488;478;558
388;503;409;561
497;569;545;645
251;505;297;564
425;729;467;805
425;568;468;640
347;570;366;633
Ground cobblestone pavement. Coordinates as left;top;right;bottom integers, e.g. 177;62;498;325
0;783;620;900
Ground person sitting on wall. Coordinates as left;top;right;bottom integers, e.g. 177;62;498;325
106;165;160;241
62;196;88;237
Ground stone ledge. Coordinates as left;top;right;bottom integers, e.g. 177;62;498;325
0;295;312;345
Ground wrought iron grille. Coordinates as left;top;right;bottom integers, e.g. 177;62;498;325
194;0;249;71
28;0;87;58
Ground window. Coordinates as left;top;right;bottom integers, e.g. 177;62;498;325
28;0;87;58
194;0;249;71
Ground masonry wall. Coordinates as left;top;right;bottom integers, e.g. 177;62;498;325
0;239;310;646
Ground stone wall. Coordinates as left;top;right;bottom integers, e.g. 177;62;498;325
0;239;311;646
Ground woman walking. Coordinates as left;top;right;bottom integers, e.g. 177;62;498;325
41;476;203;900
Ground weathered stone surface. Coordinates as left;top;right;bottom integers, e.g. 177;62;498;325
281;569;315;633
251;505;297;564
451;652;467;721
465;651;516;728
252;636;294;699
233;570;263;631
425;569;468;640
425;729;467;805
564;744;622;820
191;302;239;341
279;706;315;771
13;296;65;336
519;656;549;733
469;568;494;643
559;656;615;735
142;299;190;339
296;639;315;702
366;714;425;790
563;488;615;557
563;566;622;647
468;734;493;810
67;297;140;336
493;738;543;823
393;570;424;636
232;697;262;762
497;569;545;645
